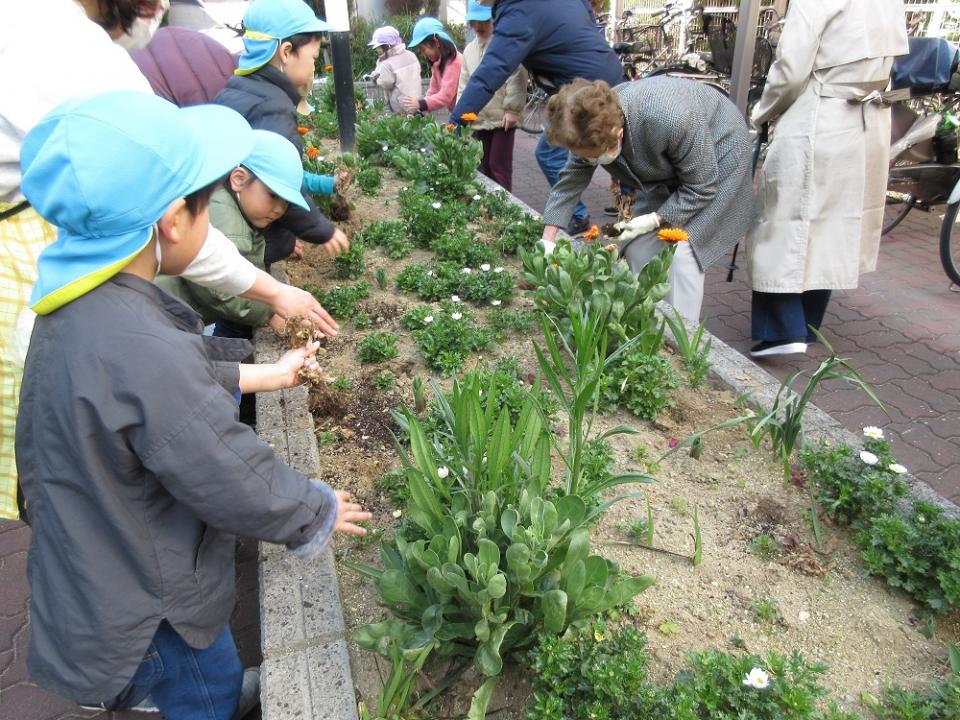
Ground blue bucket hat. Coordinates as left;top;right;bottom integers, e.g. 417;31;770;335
465;1;492;22
237;0;330;75
409;17;455;50
243;130;308;210
20;91;254;315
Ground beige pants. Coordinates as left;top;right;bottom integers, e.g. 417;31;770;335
621;234;705;320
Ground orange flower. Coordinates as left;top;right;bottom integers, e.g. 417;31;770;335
583;224;600;241
658;227;689;243
306;146;320;159
444;123;457;132
297;126;309;135
324;65;333;72
460;112;478;123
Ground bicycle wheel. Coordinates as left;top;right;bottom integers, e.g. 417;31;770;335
882;192;916;236
939;200;960;286
519;86;548;135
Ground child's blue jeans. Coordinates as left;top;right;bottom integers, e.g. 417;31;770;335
535;133;588;222
107;620;243;719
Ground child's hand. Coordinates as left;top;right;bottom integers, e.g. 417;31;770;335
275;340;321;388
400;95;419;113
321;228;350;258
268;314;287;335
288;238;304;260
503;111;519;130
334;490;372;536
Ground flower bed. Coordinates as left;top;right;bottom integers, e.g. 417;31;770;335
254;110;960;720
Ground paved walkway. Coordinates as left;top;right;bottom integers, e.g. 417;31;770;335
510;130;960;505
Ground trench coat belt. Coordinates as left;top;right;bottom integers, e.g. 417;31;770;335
812;79;892;129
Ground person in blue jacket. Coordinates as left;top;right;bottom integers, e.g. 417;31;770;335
451;0;625;235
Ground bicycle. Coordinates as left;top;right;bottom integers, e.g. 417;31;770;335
613;0;706;79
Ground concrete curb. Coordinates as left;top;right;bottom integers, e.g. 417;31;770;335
255;299;359;720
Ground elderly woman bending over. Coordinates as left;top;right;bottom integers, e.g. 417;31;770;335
539;77;755;319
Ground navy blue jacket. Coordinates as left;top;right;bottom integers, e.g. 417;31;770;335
215;66;335;262
450;0;625;122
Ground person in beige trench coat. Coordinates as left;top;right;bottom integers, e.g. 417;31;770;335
746;0;908;357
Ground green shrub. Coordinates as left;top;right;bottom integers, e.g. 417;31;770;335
429;230;498;268
602;346;679;422
398;189;468;247
333;241;366;280
411;305;491;375
487;307;534;340
358;220;412;260
357;331;399;364
304;281;370;318
494;214;545;255
356;166;383;195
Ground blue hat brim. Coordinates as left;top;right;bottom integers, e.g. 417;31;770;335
466;6;492;21
253;169;309;210
180;105;255;193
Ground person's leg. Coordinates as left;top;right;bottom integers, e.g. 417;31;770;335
666;242;706;320
474;129;494;181
487;128;516;192
535;133;588;221
801;289;832;342
147;620;244;720
751;291;809;355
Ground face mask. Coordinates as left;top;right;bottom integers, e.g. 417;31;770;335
115;0;167;50
583;140;621;166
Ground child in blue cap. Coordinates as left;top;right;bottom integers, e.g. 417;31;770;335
403;16;463;114
16;91;370;719
158;129;310;340
214;0;351;266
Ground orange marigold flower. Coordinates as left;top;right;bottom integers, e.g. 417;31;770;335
324;65;333;72
444;123;457;131
460;112;478;123
297;126;309;135
658;227;689;243
583;224;600;241
306;146;320;159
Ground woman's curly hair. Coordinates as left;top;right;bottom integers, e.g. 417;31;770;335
546;79;624;152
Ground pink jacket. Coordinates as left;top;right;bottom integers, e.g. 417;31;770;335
422;52;463;113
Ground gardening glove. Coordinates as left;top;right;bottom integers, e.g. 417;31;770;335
682;52;707;72
303;171;336;196
613;212;660;242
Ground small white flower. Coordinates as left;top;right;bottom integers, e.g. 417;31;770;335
426;269;434;277
461;267;472;274
889;463;907;474
745;409;756;418
392;509;402;519
860;450;879;466
480;263;491;271
451;294;461;303
462;466;469;475
490;299;502;307
420;147;427;153
918;514;927;523
451;312;463;320
472;194;482;201
381;144;389;152
743;668;770;689
863;426;885;440
494;266;504;273
436;466;449;479
431;201;442;210
423;315;434;323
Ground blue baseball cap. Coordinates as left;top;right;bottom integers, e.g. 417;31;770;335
20;91;254;314
243;130;308;210
409;17;455;50
238;0;330;75
466;1;492;22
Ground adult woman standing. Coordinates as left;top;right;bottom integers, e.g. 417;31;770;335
746;0;909;357
402;17;463;115
368;25;422;115
458;0;527;192
539;77;755;320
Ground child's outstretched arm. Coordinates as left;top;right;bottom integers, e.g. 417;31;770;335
302;170;336;196
238;341;321;393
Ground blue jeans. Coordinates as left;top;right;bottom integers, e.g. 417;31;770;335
751;290;832;343
535;133;588;222
107;620;243;719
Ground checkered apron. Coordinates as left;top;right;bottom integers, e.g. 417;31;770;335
0;203;56;520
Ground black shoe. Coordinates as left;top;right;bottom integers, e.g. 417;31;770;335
566;216;591;236
603;206;618;217
749;340;808;357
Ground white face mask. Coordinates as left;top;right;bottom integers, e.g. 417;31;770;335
114;0;168;50
583;140;621;166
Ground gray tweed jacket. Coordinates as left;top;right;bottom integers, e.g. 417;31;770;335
542;76;756;271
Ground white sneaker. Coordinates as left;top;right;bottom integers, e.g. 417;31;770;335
80;697;159;713
233;668;261;720
749;341;808;357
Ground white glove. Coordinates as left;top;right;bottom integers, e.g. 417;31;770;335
613;212;660;242
682;52;707;72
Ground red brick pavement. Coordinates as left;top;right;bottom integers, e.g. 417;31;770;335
509;130;959;505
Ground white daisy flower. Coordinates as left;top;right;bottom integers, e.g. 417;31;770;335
381;144;389;152
860;450;879;466
461;267;472;274
480;263;491;271
420;147;427;153
863;426;885;440
392;509;402;519
431;201;442;210
490;299;502;306
451;312;463;320
423;315;434;323
436;466;449;479
889;463;907;474
742;668;770;689
494;266;504;273
451;295;461;303
473;194;482;201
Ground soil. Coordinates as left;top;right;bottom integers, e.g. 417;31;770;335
272;157;960;719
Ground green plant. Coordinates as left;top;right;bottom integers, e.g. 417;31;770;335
358;331;399;364
398;189;469;248
601;343;680;422
493;214;545;255
750;534;779;562
330;376;351;393
305;281;370;319
356;622;434;720
628;512;653;545
487;307;534;340
359;220;413;260
355;312;373;329
356;112;434;165
317;430;338;446
356;166;383;195
752;597;778;625
346;376;653;716
429;229;498;268
374;371;397;390
333;241;366;280
375;267;388;290
377;468;409;504
670;498;688;516
692;505;703;566
412;375;427;414
663;310;713;388
411;306;492;375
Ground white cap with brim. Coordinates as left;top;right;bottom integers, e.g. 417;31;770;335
20;91;254;315
242;130;309;210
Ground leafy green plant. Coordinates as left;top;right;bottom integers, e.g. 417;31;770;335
377;468;409;505
374;371;396;390
411;306;491;375
330;376;351;393
355;312;373;329
602;343;679;421
358;331;399;364
333;241;367;280
356;622;433;720
487;307;534;340
375;268;388;290
359;221;413;260
663;310;713;388
356;166;383;195
316;430;338;446
356;111;434;164
398;190;469;248
429;229;498;268
493;215;545;255
346;376;653;717
412;375;427;415
752;597;778;625
305;281;370;319
750;534;779;562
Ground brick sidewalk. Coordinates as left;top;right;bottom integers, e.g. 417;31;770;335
510;130;960;505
